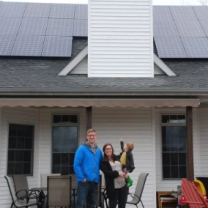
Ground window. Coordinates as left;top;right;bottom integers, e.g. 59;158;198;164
52;115;78;175
7;124;34;175
162;115;187;179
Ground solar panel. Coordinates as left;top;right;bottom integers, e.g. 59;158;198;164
73;19;88;37
12;36;45;56
174;19;206;37
24;3;51;18
49;4;75;19
153;20;179;37
0;35;16;55
199;20;208;37
170;6;197;20
46;18;74;37
0;17;22;36
177;28;206;37
18;18;48;36
182;37;208;58
154;37;187;58
0;2;26;17
153;6;173;21
199;20;208;30
42;36;72;57
193;7;208;19
75;4;88;19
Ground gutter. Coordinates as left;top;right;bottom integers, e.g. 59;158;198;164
0;90;208;97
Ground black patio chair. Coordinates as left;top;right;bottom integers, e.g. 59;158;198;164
4;175;40;208
126;173;149;208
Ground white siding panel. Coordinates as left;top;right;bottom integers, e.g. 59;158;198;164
93;107;156;208
155;108;201;191
0;107;40;208
199;108;208;176
89;0;153;77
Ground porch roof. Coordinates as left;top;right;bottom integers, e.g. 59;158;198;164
0;98;200;107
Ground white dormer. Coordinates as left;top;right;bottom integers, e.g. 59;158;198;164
88;0;153;77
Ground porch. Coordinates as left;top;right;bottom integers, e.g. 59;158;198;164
0;98;201;208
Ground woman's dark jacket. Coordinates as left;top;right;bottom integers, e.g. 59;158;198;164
120;141;135;173
101;154;120;199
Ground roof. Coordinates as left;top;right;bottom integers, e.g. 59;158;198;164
0;2;88;57
0;58;208;95
153;6;208;59
0;2;208;59
0;3;208;96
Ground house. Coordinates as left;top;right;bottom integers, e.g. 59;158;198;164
0;1;208;208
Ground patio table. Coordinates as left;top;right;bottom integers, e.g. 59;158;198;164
30;187;47;208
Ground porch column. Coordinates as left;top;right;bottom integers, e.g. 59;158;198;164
186;106;194;181
86;107;92;130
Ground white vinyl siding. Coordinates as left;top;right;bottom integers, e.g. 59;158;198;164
199;108;208;176
88;0;153;77
71;60;165;75
155;108;201;191
0;107;40;208
93;107;156;208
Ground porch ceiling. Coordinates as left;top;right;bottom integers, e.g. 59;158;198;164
0;98;200;107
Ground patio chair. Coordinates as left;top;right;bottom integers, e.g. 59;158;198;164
40;173;61;188
126;173;149;208
12;175;36;200
4;175;40;208
181;178;208;208
47;175;72;208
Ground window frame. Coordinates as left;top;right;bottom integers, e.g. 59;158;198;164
51;113;79;175
161;114;187;180
7;123;35;176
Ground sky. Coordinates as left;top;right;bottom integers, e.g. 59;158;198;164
0;0;203;5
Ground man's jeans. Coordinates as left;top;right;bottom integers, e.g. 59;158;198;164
76;181;98;208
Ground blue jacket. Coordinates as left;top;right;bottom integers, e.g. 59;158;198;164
74;143;103;183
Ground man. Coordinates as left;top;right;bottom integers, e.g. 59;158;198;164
74;128;103;208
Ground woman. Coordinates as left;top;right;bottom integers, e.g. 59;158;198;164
101;143;129;208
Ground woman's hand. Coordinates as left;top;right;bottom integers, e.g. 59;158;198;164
119;171;125;178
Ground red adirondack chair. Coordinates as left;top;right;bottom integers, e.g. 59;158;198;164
181;178;208;208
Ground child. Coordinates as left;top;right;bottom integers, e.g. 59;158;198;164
120;139;135;187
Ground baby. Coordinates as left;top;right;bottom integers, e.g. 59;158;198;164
120;139;135;187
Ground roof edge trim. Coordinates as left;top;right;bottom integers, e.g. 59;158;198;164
58;46;88;76
0;98;200;108
154;54;176;76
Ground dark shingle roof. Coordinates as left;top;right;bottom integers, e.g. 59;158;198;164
0;57;208;94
